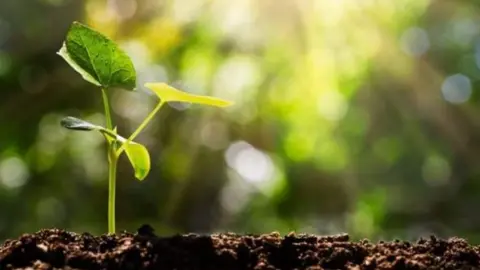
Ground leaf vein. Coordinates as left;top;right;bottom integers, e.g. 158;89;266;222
78;34;102;86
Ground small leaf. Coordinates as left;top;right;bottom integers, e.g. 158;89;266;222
144;82;233;107
124;142;150;181
58;21;136;90
60;116;98;131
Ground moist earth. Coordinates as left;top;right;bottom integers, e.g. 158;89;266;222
0;225;479;269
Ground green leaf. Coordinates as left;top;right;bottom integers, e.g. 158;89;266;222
144;82;233;107
60;116;97;131
124;142;150;181
60;116;118;141
58;21;136;90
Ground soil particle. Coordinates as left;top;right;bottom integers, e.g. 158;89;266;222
0;225;479;269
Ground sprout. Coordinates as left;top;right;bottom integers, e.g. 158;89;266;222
58;21;233;234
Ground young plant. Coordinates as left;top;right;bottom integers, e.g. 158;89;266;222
58;22;232;234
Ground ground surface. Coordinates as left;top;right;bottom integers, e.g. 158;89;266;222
0;225;479;269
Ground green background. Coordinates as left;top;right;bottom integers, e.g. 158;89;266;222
1;0;480;243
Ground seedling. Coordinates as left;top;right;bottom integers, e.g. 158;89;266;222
58;22;232;234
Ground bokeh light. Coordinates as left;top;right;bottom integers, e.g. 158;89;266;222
441;74;472;104
0;157;29;189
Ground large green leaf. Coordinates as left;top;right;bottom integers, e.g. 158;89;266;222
60;116;150;181
144;82;233;107
58;21;136;90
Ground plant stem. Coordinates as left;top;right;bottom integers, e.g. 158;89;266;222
107;150;118;234
116;100;165;156
101;88;113;130
101;88;117;234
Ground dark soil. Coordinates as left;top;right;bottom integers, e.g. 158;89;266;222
0;225;479;270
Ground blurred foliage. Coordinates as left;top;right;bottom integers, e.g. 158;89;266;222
2;0;480;243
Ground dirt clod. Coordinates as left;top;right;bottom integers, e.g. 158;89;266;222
0;226;479;269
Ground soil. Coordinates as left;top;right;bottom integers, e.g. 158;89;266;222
0;225;479;270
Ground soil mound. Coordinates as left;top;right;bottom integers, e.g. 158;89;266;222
1;225;479;269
